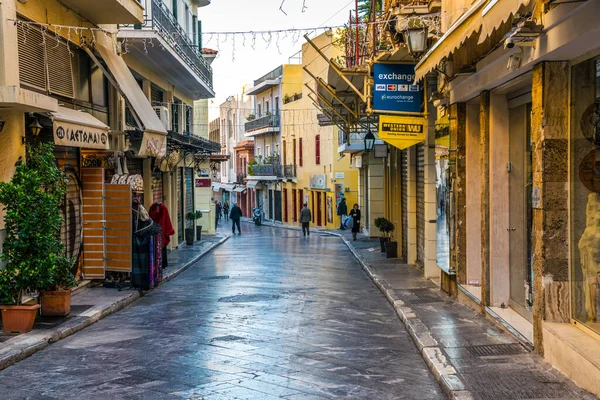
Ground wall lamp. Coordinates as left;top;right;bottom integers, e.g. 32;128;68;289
364;130;376;153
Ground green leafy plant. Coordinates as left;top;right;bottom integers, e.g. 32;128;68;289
375;217;395;238
194;210;203;220
246;114;255;121
186;211;196;228
0;143;75;304
247;161;257;175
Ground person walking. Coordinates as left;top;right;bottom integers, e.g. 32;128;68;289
223;201;230;221
300;203;312;237
217;202;222;221
337;198;348;230
349;203;361;241
229;202;243;235
214;200;220;227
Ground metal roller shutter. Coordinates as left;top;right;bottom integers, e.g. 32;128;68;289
185;167;194;221
401;150;408;261
416;143;425;268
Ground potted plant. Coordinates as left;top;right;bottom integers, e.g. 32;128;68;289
246;114;255;121
40;256;78;316
194;210;203;241
374;217;390;252
0;143;70;332
381;220;398;258
185;211;196;246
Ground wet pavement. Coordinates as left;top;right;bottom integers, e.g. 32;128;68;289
0;224;443;399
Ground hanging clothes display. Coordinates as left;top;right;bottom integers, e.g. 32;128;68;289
132;200;163;290
149;201;175;269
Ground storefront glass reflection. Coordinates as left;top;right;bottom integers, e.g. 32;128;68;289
571;57;600;334
436;127;453;273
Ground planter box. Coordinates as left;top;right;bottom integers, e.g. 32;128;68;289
1;304;40;333
196;226;202;241
385;241;398;258
379;237;390;252
41;290;72;316
185;228;195;246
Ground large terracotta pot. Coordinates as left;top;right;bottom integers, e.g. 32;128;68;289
40;290;71;316
1;304;40;333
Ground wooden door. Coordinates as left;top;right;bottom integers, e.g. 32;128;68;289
82;168;106;280
105;184;132;272
292;189;297;222
317;192;323;226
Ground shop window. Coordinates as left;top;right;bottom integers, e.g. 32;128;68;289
571;56;600;335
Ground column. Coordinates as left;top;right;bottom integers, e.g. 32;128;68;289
466;104;482;286
451;103;467;284
531;61;570;354
480;90;491;309
368;157;385;235
424;104;439;279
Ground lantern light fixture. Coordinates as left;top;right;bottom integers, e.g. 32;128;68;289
28;117;42;137
364;130;376;153
405;27;428;56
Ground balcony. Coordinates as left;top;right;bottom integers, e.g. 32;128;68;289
118;0;214;100
59;0;143;25
251;164;296;179
245;114;280;136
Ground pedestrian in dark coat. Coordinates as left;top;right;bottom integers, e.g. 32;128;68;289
217;202;222;221
300;203;312;237
349;203;361;241
229;202;243;235
337;198;348;230
223;201;230;220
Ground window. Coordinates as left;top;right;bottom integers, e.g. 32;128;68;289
315;134;321;165
185;105;192;135
266;101;270;114
275;97;279;115
293;139;297;166
257;147;261;157
18;25;74;98
258;104;262;117
172;98;181;132
266;145;270;157
299;138;303;167
282;140;287;164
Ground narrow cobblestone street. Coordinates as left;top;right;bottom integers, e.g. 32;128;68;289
0;225;443;400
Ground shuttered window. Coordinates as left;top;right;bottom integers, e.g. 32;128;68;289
315;135;321;165
299;138;303;167
17;26;46;91
46;34;75;98
17;24;74;98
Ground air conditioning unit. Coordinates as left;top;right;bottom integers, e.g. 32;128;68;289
153;106;170;130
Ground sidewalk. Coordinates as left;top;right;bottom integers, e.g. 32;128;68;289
332;229;596;400
0;234;228;372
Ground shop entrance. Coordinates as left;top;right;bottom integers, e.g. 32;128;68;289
508;101;534;319
317;191;323;226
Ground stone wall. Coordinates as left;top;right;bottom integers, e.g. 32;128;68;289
531;62;570;354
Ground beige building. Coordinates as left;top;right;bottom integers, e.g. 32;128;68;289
0;0;219;278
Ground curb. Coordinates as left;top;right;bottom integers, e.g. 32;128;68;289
329;232;474;400
0;235;228;373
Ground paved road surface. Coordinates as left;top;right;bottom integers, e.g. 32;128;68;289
0;224;443;399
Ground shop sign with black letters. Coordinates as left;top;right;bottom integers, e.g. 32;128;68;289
53;121;109;150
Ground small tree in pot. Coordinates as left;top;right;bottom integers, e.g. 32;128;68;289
0;143;76;332
380;220;397;258
375;217;390;252
185;211;196;245
194;210;203;241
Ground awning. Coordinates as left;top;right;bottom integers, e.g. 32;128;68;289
211;182;221;192
51;106;110;150
221;183;235;192
90;43;167;136
414;0;533;83
246;180;264;189
233;186;246;193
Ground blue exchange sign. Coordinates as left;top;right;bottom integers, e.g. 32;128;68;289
373;63;423;113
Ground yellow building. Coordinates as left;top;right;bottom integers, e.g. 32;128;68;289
282;31;359;230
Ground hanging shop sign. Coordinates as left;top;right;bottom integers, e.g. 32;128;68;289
138;132;167;158
195;178;211;188
378;114;427;150
310;174;327;190
373;63;423;114
53;121;109;150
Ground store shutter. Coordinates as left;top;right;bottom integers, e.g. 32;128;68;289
416;143;425;269
17;26;46;91
45;34;75;98
185;167;194;221
105;184;132;273
401;150;408;261
82;168;106;279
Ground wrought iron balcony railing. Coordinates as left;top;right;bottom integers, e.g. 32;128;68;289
123;0;213;89
283;164;296;178
251;164;296;178
245;114;280;133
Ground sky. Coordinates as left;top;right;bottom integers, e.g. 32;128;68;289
199;0;355;118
